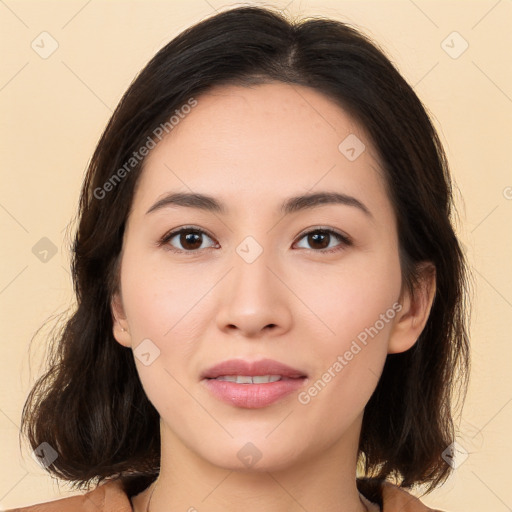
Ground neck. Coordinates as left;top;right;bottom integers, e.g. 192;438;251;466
134;415;377;512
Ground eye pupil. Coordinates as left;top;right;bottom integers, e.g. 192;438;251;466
181;231;202;250
309;231;329;249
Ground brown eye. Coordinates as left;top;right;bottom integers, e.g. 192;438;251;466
295;228;351;253
178;230;203;250
307;231;330;250
162;227;217;252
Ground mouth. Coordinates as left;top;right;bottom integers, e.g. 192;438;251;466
200;358;308;408
207;375;302;384
200;358;308;381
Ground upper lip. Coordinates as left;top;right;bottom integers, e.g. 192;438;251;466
201;358;307;380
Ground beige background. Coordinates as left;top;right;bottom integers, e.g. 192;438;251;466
1;0;511;510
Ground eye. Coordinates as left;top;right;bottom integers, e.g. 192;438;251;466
294;228;352;253
159;226;218;253
158;226;352;255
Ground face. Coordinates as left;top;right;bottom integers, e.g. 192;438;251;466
111;82;429;472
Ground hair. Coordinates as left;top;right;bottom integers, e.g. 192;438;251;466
20;4;470;502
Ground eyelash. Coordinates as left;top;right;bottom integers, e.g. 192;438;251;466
157;225;353;255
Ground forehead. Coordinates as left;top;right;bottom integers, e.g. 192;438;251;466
130;82;391;220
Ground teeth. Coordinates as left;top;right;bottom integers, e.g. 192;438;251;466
214;375;282;384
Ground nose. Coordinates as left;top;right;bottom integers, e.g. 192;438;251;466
215;248;292;339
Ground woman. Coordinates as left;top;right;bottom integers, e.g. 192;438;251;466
12;5;470;511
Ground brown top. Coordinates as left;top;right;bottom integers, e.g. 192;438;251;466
5;478;445;512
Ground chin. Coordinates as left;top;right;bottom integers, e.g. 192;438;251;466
196;437;307;474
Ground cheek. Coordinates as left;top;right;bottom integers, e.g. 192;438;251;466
119;251;211;415
297;291;395;433
294;250;401;408
118;247;223;401
295;247;402;342
120;248;210;340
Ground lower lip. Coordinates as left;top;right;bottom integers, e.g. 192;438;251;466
202;377;307;408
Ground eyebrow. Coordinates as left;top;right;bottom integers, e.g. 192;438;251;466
146;191;372;218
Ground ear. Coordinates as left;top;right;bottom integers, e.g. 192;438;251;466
111;291;132;348
388;262;436;354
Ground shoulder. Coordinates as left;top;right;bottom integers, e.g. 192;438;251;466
381;481;447;512
4;479;133;512
358;477;447;512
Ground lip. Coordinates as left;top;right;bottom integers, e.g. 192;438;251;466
200;358;308;409
200;358;308;380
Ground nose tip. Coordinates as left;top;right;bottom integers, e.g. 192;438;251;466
216;258;292;338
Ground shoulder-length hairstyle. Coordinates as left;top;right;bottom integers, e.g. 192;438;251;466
21;5;470;499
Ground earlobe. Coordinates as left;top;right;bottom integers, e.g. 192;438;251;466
111;292;132;348
388;263;436;354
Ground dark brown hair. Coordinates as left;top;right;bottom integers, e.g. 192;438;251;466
20;5;470;500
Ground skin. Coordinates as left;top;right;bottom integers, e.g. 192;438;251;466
111;82;436;512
